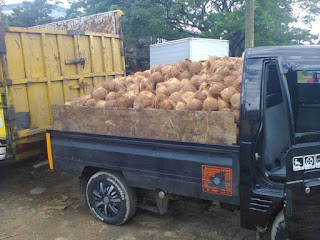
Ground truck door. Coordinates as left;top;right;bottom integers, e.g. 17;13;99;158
283;68;320;239
285;143;320;239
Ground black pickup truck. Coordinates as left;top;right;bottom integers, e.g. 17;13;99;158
46;45;320;240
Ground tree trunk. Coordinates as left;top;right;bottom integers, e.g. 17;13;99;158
245;0;254;49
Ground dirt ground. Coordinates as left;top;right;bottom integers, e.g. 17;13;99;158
0;159;255;240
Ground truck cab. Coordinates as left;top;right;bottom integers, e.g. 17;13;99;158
240;46;320;239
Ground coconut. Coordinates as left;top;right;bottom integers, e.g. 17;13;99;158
156;86;167;95
175;102;186;111
84;98;96;107
226;62;236;71
143;70;151;78
160;99;175;110
230;93;241;109
71;95;90;106
91;87;108;101
165;83;181;96
198;75;208;85
140;78;153;92
233;109;240;123
178;71;191;80
122;91;137;108
180;79;190;87
150;72;164;85
134;71;144;78
208;60;225;74
152;94;167;108
218;98;230;110
151;65;162;74
127;83;139;92
103;80;116;92
125;76;135;86
181;92;196;103
133;91;154;110
65;101;72;106
180;84;197;93
168;92;183;104
198;82;209;91
220;87;237;102
208;75;224;84
179;59;191;71
133;76;143;86
233;76;242;92
203;98;219;111
105;99;117;108
209;83;225;97
206;56;219;70
224;76;236;87
115;77;126;86
215;66;229;76
165;78;180;86
96;100;107;108
186;99;203;111
117;95;135;108
115;90;126;99
105;92;117;101
169;67;181;78
189;62;202;75
155;65;163;73
114;83;126;92
161;65;172;75
190;75;200;88
195;91;208;102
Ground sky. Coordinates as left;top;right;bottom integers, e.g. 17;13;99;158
3;0;320;36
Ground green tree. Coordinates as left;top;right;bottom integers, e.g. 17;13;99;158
6;0;54;27
68;0;319;63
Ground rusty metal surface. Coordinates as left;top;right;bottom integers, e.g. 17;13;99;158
30;10;123;34
51;105;238;145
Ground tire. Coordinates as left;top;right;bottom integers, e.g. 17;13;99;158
271;211;288;240
86;171;137;225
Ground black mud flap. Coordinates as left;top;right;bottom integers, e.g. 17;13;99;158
285;142;320;240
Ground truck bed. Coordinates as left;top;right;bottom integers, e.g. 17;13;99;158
49;130;240;205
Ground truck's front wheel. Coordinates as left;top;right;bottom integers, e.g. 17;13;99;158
271;211;288;240
86;171;137;225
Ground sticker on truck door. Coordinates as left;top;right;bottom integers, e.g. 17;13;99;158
202;165;232;197
292;155;320;171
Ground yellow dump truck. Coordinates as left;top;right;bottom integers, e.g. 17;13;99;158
0;10;125;160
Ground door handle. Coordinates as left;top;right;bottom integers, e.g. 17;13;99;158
255;153;261;161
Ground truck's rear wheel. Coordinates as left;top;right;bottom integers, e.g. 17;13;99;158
86;171;137;225
271;211;288;240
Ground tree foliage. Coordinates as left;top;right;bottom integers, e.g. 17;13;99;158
5;0;54;27
68;0;319;62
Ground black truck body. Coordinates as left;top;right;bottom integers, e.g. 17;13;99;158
47;45;320;239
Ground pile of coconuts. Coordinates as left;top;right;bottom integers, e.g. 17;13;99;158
66;56;243;124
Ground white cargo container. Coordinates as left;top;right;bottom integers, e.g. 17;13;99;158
150;37;229;66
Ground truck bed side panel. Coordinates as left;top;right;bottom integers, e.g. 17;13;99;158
50;131;240;204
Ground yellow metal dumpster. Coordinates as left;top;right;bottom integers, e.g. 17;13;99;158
0;10;125;160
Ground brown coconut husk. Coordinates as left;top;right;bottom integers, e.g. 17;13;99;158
209;83;225;97
203;98;219;111
186;99;203;111
220;87;237;102
175;102;186;111
230;93;241;109
105;92;117;101
91;87;108;101
84;98;96;107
